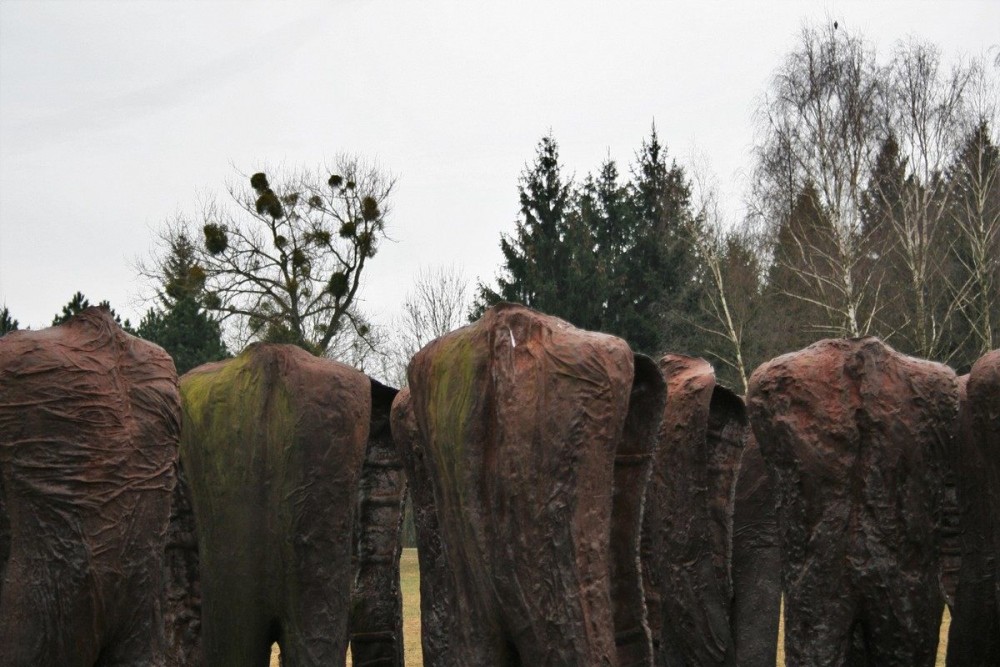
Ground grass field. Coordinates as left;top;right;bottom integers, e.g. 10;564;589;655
270;548;951;666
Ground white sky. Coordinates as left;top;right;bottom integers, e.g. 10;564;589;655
1;0;997;331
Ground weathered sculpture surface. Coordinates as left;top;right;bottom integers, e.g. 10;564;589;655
730;430;780;667
947;351;1000;666
747;337;958;666
0;307;181;666
394;303;665;666
169;344;371;666
391;387;456;667
349;379;406;667
641;355;745;666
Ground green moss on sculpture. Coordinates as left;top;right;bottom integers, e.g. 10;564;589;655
424;330;483;507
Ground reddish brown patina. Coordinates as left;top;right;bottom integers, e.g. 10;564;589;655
947;351;1000;665
349;379;406;667
641;355;745;667
0;307;181;666
167;344;372;667
395;303;665;666
730;430;780;667
747;337;959;666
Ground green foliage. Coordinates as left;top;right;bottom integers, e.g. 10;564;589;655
0;306;18;337
203;223;229;255
328;272;349;297
474;128;706;356
137;229;229;374
763;183;840;354
137;297;228;375
52;292;135;333
361;196;380;222
475;133;573;318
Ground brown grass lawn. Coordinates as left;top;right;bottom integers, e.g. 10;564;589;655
270;549;951;666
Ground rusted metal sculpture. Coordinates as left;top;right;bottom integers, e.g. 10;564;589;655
729;430;780;667
948;351;1000;666
641;355;745;667
0;307;181;666
395;303;665;666
169;344;371;666
164;460;203;667
391;387;459;667
747;337;959;666
349;379;406;667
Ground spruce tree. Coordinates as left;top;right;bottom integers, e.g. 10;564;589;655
474;129;704;357
473;134;573;317
137;230;228;374
626;127;704;355
52;292;135;333
763;183;840;355
0;306;18;337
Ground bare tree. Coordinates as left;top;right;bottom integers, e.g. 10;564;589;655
753;22;884;338
688;169;764;393
186;156;396;355
951;118;1000;357
391;265;471;386
867;39;980;361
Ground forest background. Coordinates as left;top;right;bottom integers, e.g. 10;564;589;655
2;11;998;397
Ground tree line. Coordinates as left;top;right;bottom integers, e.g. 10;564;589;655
478;24;999;391
2;22;996;394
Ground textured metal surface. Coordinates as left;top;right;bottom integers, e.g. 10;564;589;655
395;303;663;666
748;337;959;666
641;355;744;667
350;379;406;667
730;430;780;667
173;344;371;667
0;307;181;666
947;352;1000;666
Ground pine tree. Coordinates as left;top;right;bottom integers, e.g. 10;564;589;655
137;298;228;375
859;133;910;343
763;183;840;355
137;230;228;375
473;134;573;317
0;306;18;337
52;292;135;333
626;127;704;355
474;129;704;357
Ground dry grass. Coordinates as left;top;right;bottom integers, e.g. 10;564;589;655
269;553;952;666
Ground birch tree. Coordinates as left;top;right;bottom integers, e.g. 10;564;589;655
753;22;884;338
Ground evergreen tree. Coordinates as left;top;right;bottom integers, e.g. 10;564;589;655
564;160;624;333
137;230;228;375
137;298;228;375
474;129;703;357
763;183;840;356
473;134;574;316
0;306;18;337
626;127;704;355
52;292;134;333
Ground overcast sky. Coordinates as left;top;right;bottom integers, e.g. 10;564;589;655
1;0;997;332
